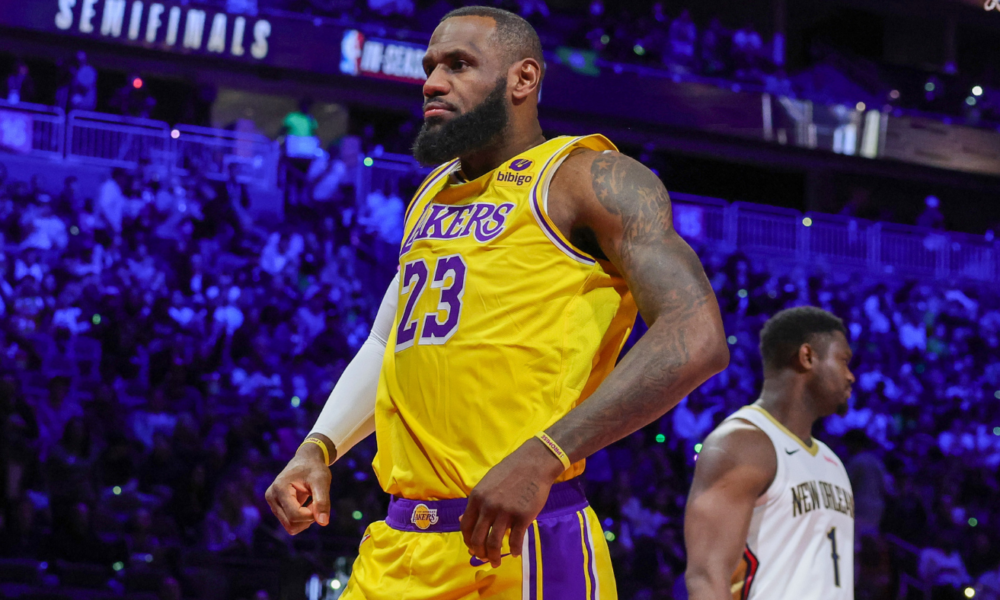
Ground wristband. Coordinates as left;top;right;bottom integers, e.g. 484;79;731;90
300;437;331;466
534;431;572;471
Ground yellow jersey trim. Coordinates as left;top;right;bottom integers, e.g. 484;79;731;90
746;405;819;456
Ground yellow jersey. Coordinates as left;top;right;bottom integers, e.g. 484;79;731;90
373;135;638;500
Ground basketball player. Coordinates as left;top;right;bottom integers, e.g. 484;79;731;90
684;307;857;600
266;7;729;598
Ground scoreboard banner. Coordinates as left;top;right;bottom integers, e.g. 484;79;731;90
0;0;428;82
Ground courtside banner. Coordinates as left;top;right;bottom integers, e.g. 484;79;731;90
0;1;428;78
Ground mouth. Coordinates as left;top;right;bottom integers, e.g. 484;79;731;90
423;101;455;119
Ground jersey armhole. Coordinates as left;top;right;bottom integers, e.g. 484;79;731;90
529;137;615;266
731;417;785;508
403;159;460;231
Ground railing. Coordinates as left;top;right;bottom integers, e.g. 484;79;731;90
0;102;278;187
364;154;1000;286
67;111;172;169
172;124;279;187
0;99;64;159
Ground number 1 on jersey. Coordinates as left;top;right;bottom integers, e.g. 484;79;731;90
396;255;468;351
827;527;841;588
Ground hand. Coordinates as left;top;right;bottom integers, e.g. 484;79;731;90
264;438;333;535
460;439;566;568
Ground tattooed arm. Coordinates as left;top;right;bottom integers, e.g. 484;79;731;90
460;150;729;566
543;150;729;459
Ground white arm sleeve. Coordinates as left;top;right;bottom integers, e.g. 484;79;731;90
310;273;397;460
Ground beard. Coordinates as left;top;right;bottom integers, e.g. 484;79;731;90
412;76;510;166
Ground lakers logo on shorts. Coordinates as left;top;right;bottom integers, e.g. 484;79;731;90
410;504;439;530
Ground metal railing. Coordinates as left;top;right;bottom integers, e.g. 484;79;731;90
67;110;172;169
364;154;1000;286
0;102;278;187
172;124;279;187
0;99;65;159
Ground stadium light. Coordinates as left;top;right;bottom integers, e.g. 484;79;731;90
972;86;983;97
133;77;143;89
856;102;866;111
925;82;936;92
171;129;180;139
889;90;900;99
964;588;975;599
967;97;977;106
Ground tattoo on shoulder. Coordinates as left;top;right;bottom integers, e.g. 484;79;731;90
590;153;672;265
589;152;713;315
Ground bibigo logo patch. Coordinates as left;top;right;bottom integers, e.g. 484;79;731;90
495;158;536;187
411;504;439;530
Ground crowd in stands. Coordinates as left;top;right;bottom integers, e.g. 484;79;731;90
1;142;999;600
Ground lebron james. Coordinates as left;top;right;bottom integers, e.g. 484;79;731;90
266;7;729;598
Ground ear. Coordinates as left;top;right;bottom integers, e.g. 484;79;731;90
796;343;817;372
510;58;543;103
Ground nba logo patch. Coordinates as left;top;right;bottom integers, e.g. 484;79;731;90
411;504;439;530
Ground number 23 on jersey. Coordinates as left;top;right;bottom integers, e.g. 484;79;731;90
396;255;468;351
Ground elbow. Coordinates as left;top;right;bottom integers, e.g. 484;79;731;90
684;566;727;600
696;322;730;379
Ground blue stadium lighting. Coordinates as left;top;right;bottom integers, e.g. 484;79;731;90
994;391;1000;400
603;518;613;527
973;86;983;97
70;226;79;235
925;82;936;92
967;97;977;106
144;554;153;563
994;427;1000;436
363;157;374;167
291;396;301;408
727;335;737;345
737;289;748;298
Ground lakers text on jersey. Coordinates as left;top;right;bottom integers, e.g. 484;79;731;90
373;135;638;501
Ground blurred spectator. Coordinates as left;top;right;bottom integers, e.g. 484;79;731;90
918;195;946;230
111;73;156;118
282;98;321;209
667;10;697;73
732;23;765;78
919;532;972;592
70;51;98;112
98;168;130;237
5;59;35;104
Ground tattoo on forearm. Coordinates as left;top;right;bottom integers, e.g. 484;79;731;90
518;482;539;509
548;154;722;460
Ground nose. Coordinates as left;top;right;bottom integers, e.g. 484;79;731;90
846;368;856;386
422;65;450;100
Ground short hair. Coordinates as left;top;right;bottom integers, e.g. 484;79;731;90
759;306;847;371
440;6;544;74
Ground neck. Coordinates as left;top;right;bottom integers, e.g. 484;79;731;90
755;371;820;445
459;121;545;181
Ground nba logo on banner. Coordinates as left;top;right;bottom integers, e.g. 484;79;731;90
411;504;439;530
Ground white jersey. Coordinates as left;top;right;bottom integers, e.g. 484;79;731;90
725;405;855;600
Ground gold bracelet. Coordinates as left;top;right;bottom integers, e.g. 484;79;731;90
300;437;330;466
534;431;572;471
